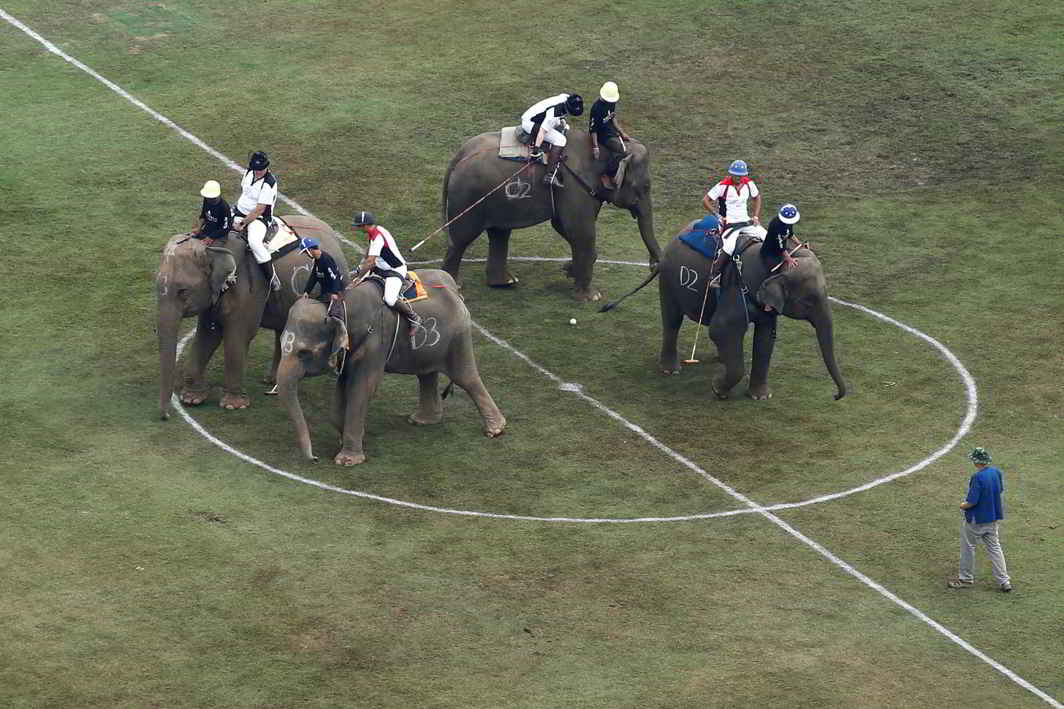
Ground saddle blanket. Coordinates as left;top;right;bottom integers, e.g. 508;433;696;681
678;216;722;259
498;126;545;163
366;271;429;303
265;218;299;256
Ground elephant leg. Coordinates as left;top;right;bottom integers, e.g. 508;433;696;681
442;222;482;285
563;222;601;302
219;324;257;410
747;317;778;400
710;329;745;399
447;347;506;437
336;363;385;466
263;330;281;385
331;369;347;434
180;315;222;405
552;217;576;279
409;372;443;425
486;227;519;287
658;279;685;375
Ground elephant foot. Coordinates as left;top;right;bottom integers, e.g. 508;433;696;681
483;416;507;438
746;388;773;401
488;273;520;288
574;287;602;303
711;382;729;400
661;366;681;375
261;373;276;385
659;356;681;375
219;392;251;410
180;389;209;406
335;450;366;466
408;412;443;426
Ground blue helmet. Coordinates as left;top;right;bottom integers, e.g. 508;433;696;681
299;237;320;253
728;159;749;176
778;204;800;224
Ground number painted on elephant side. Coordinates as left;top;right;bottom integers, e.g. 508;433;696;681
411;317;441;350
679;265;700;292
281;330;296;355
164;242;179;259
504;176;533;200
290;264;310;295
158;274;169;296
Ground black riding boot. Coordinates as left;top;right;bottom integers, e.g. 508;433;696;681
258;261;278;291
392;299;422;336
543;147;565;187
708;252;729;288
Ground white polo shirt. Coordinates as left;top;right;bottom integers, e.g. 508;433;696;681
707;178;760;224
366;226;408;276
236;170;278;218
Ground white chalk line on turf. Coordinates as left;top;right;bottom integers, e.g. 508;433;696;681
8;10;1057;706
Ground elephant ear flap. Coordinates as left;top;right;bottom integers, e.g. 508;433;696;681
329;317;350;356
205;246;237;303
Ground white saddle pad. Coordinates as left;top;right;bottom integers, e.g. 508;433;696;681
266;218;299;253
499;126;530;159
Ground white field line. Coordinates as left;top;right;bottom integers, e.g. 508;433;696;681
6;10;1058;706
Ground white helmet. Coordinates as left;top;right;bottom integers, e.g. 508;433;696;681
599;81;620;102
200;180;221;199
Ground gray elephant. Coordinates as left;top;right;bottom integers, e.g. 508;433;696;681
440;129;660;302
276;269;506;465
156;216;349;419
604;220;845;401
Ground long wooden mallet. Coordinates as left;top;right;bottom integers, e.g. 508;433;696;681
684;275;714;364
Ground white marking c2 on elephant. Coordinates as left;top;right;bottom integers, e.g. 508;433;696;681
290;264;310;295
679;265;700;292
411;316;441;350
504;176;532;200
280;330;296;355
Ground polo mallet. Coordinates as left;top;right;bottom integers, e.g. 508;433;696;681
684;276;713;364
598;265;660;313
769;242;809;273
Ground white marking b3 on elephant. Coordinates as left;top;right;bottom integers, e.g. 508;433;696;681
276;269;506;465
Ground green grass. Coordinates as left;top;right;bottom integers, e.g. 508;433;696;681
1;0;1062;707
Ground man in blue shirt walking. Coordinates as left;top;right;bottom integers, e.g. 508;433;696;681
948;447;1012;592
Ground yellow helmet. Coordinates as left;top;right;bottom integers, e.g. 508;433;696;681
600;81;619;102
200;180;221;198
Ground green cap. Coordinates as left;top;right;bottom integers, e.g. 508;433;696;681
968;447;992;464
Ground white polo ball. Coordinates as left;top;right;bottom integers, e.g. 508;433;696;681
569;318;577;325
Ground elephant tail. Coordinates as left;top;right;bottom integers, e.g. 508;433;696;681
599;265;660;313
440;150;464;233
442;378;455;399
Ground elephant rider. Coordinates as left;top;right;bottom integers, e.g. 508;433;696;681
703;160;764;287
232;150;280;290
349;211;422;336
588;81;632;188
520;92;584;187
192;180;232;245
300;237;347;322
763;204;801;271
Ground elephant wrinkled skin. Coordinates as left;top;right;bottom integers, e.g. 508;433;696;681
276;269;506;465
441;130;660;302
156;216;348;420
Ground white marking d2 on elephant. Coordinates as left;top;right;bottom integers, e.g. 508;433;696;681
276;269;506;466
156;216;349;419
439;128;660;302
602;220;845;401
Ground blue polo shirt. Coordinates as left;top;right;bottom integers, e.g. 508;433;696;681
965;465;1005;524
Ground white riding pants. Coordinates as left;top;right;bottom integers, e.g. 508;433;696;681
521;117;567;148
243;219;270;264
721;224;768;256
382;275;403;307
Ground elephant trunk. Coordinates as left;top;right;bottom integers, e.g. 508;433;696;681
158;303;182;420
811;304;846;400
277;357;317;461
633;197;661;268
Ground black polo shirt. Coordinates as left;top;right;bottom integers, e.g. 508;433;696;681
198;197;232;239
304;251;346;297
588;98;620;140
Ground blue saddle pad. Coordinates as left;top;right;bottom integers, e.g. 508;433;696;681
678;216;721;259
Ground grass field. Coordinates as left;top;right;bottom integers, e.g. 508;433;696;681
1;1;1062;707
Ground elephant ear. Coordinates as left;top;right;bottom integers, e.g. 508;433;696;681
205;246;237;303
756;272;788;312
329;316;350;356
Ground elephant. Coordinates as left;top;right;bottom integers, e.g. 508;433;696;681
276;269;506;465
603;220;845;401
156;216;349;420
440;129;660;302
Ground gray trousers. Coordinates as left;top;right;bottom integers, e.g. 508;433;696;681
959;520;1010;584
